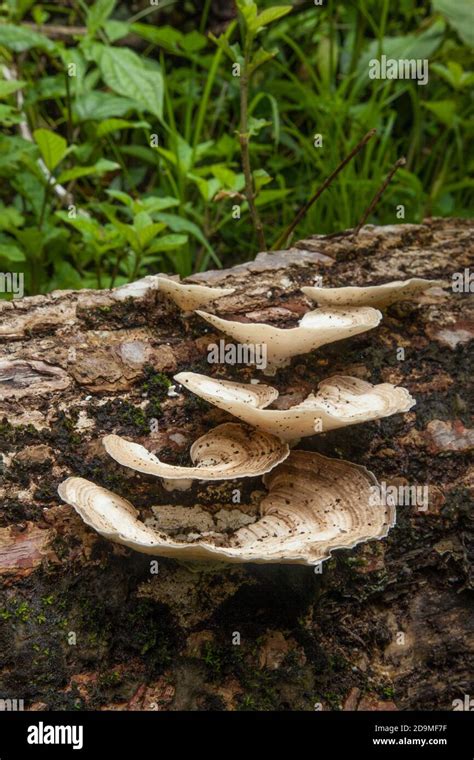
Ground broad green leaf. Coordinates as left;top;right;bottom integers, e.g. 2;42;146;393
0;204;24;230
87;0;116;36
0;80;27;98
131;23;183;52
180;31;207;53
145;234;188;254
0;24;56;52
140;196;180;213
95;45;163;119
96;118;150;137
422;99;458;127
57;158;119;183
249;6;292;33
0;242;25;262
357;19;445;87
73;91;138;122
103;20;130;42
106;189;134;207
155;212;214;257
33;129;67;171
432;0;474;47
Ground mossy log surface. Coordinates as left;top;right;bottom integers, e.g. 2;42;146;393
0;218;472;711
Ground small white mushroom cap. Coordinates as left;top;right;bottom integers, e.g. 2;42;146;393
102;423;289;480
157;277;234;311
196;306;382;369
57;450;395;565
174;372;415;442
301;278;445;308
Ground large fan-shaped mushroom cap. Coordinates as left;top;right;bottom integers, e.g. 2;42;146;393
103;423;289;480
157;277;234;311
301;278;444;308
174;372;415;442
196;306;382;369
57;450;395;565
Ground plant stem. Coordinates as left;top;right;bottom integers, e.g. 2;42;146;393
239;45;267;252
64;70;73;143
272;128;377;250
353;157;406;235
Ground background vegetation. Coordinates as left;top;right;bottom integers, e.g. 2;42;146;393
0;0;472;295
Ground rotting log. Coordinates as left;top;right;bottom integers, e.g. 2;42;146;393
0;217;472;711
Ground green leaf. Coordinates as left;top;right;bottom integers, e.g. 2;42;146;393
87;0;116;36
0;204;24;231
73;91;138;122
103;20;130;42
249;6;292;33
249;47;276;73
0;104;22;126
422;99;458;127
180;31;207;53
57;158;119;183
0;80;27;98
0;242;25;262
95;45;163;119
145;234;188;254
96;118;150;137
131;23;183;52
33;129;67;171
155;213;215;258
0;24;56;52
432;0;474;47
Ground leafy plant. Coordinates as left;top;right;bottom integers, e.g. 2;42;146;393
0;0;472;297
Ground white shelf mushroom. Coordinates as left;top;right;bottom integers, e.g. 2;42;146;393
196;306;382;372
57;451;395;566
103;423;289;480
301;278;445;308
174;371;415;442
157;276;234;311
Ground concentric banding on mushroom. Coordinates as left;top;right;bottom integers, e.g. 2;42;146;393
196;306;382;367
301;278;445;308
57;450;395;565
102;423;289;480
157;277;234;311
174;371;415;442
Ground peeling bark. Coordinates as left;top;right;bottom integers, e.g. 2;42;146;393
0;218;472;711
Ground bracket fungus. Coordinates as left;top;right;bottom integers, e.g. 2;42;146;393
196;306;382;371
157;276;234;311
57;450;394;565
174;371;415;442
103;423;289;480
301;278;445;308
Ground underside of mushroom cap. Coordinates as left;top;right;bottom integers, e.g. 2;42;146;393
103;423;289;480
57;450;395;565
302;278;445;308
157;276;234;311
196;306;382;367
174;371;415;441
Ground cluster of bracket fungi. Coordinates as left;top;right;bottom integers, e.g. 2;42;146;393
58;274;443;566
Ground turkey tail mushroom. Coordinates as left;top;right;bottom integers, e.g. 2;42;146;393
57;451;394;565
196;306;382;371
301;278;445;308
103;423;289;480
157;276;234;311
174;371;415;442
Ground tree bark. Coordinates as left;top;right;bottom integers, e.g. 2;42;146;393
0;218;472;711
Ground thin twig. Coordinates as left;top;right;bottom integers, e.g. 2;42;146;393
353;157;406;236
272;128;377;250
